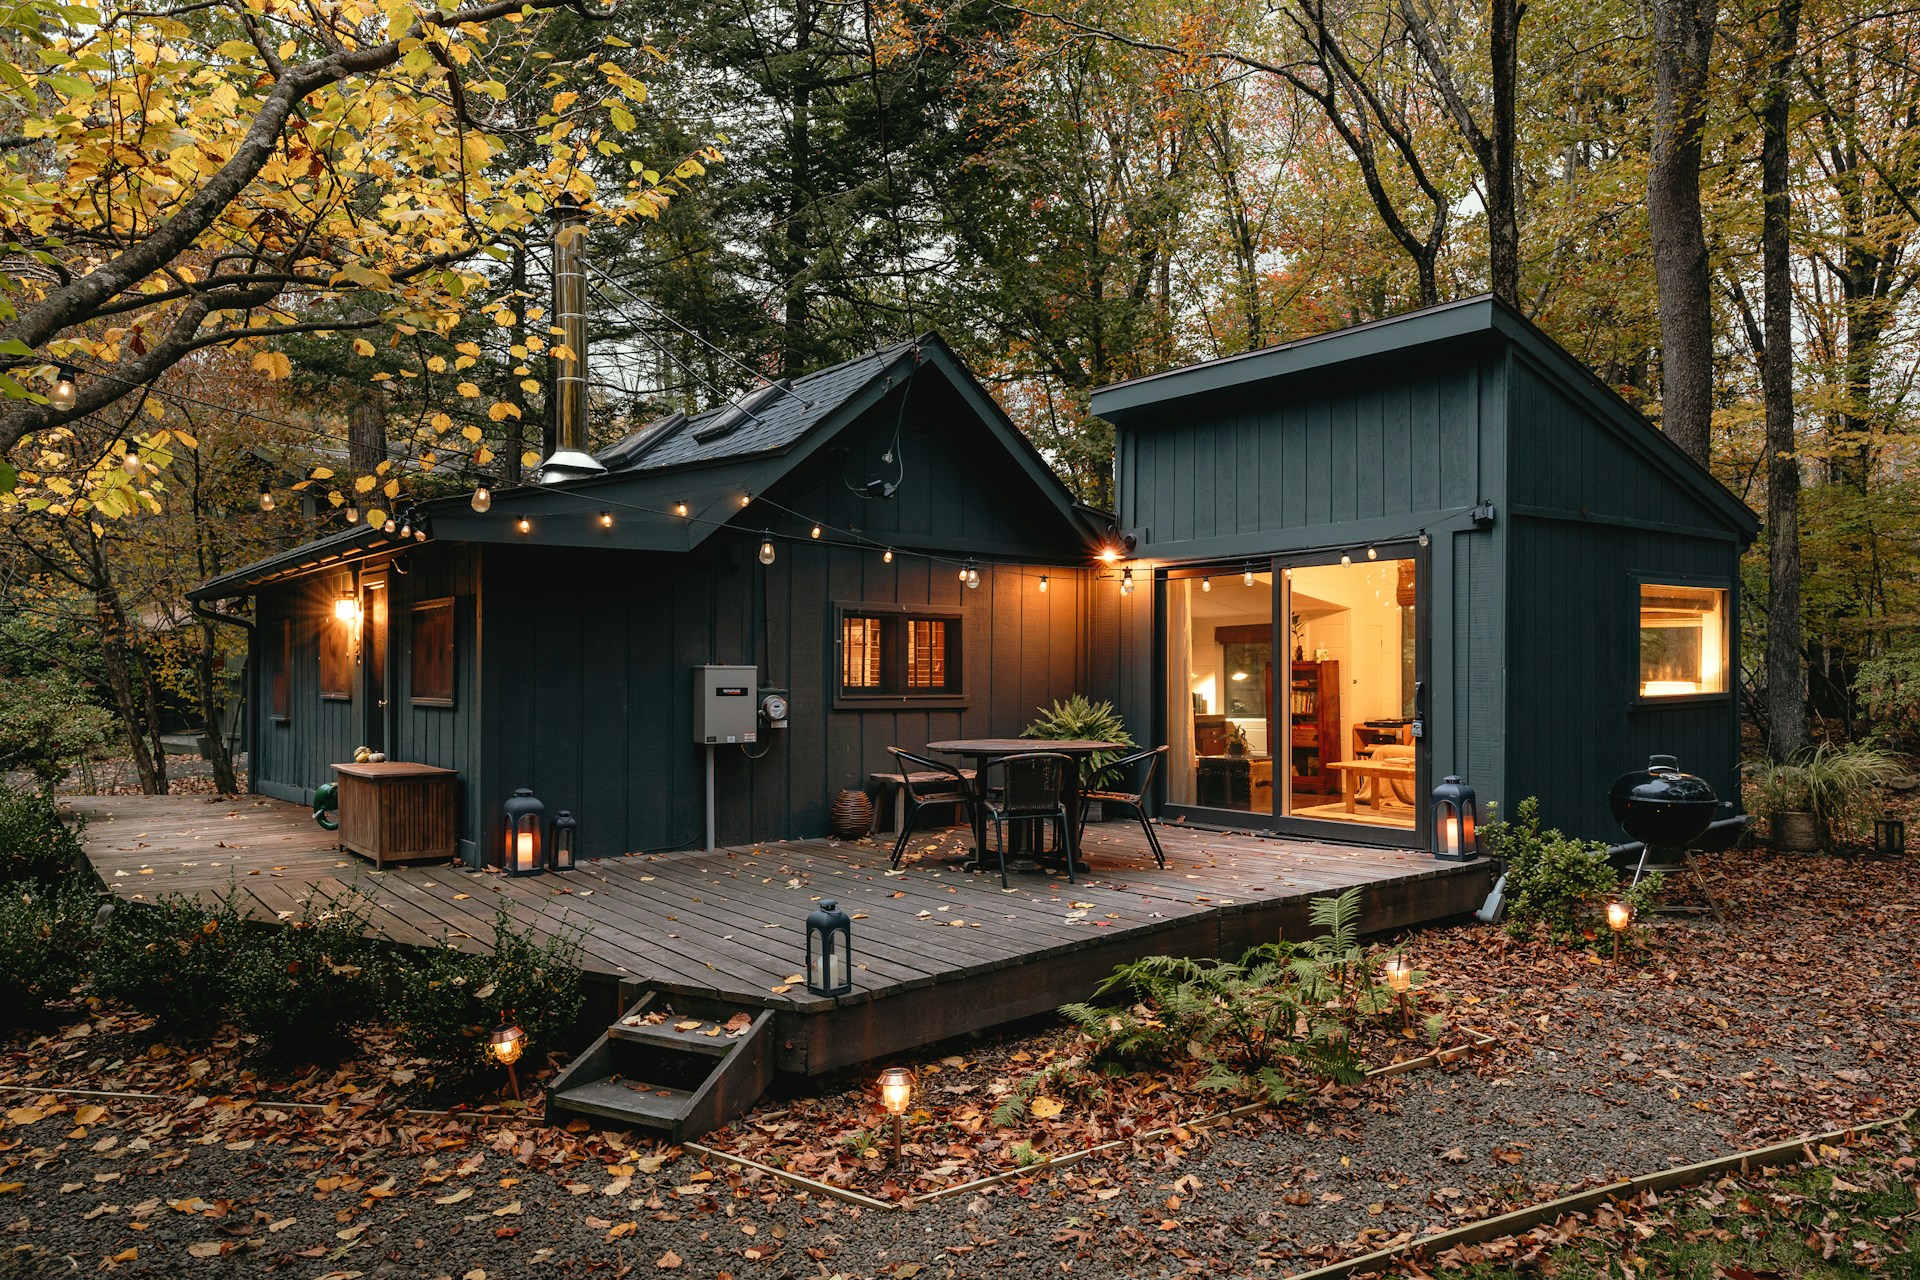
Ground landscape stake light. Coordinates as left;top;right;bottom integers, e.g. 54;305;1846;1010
503;788;546;876
1874;811;1905;860
1431;776;1478;862
1605;900;1632;965
1382;955;1413;1031
487;1022;526;1100
805;899;854;997
549;810;578;872
877;1067;914;1167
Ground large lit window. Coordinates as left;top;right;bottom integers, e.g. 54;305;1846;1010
837;606;962;701
1639;584;1728;698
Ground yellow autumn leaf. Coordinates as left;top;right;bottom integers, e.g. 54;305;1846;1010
383;479;400;498
487;401;521;421
354;475;377;493
456;382;481;398
430;413;453;432
251;351;291;380
426;355;447;373
352;338;376;357
1028;1096;1065;1119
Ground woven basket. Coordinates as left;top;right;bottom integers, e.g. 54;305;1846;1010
830;788;874;839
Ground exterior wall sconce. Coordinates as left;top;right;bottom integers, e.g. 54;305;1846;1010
333;594;362;625
1431;775;1477;861
805;899;853;997
549;810;578;871
503;788;545;875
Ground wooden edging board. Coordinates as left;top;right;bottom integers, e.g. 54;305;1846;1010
682;1031;1500;1212
0;1082;530;1127
1279;1106;1920;1280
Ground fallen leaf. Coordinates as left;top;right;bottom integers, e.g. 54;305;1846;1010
434;1188;474;1206
656;1250;682;1268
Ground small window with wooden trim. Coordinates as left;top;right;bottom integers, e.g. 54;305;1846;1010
271;618;291;721
836;604;963;705
411;598;456;707
1638;583;1729;700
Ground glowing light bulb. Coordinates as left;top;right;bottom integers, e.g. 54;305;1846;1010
810;523;822;539
516;516;531;534
674;500;689;518
1340;551;1352;566
399;515;413;539
1038;574;1048;593
877;1067;914;1116
1201;576;1211;593
740;492;752;508
882;548;894;564
1120;567;1134;596
964;562;980;589
415;527;427;543
121;450;141;477
1366;545;1378;560
599;511;614;529
49;365;77;411
345;505;360;525
383;516;397;533
1242;565;1255;587
1418;531;1430;547
1099;547;1120;564
471;486;492;513
259;487;274;512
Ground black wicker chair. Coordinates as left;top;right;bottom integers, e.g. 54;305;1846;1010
1078;745;1170;869
885;747;983;869
981;752;1075;888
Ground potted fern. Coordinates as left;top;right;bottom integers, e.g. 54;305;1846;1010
1021;696;1136;819
1754;744;1906;853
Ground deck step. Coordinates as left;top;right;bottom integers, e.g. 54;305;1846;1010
546;990;776;1141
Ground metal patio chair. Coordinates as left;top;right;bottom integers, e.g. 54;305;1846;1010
1079;745;1170;870
981;752;1074;888
885;747;983;869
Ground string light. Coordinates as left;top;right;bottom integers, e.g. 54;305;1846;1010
471;486;492;514
810;523;822;539
882;548;894;563
599;511;614;529
1242;563;1255;587
1201;575;1211;593
963;560;981;589
1038;574;1048;593
516;516;531;535
414;525;428;543
674;499;689;518
1340;551;1352;566
759;532;776;564
399;512;413;539
383;515;398;533
1366;545;1379;560
1120;567;1135;596
258;485;274;512
345;505;360;524
49;364;77;411
1418;531;1431;547
740;492;752;508
120;448;141;477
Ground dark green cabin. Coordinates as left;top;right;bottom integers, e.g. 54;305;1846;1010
193;336;1104;864
1089;296;1759;845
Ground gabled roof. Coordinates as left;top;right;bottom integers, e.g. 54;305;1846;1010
193;334;1097;601
1090;294;1759;539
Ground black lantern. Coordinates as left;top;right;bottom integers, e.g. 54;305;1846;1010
1874;810;1905;860
549;810;578;872
804;899;853;997
503;788;545;875
1432;775;1478;861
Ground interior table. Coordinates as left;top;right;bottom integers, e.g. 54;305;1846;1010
1323;758;1417;813
925;739;1123;874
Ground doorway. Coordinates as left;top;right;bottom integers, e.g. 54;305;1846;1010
1161;549;1426;843
361;574;389;754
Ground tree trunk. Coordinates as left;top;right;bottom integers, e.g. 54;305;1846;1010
195;619;242;794
93;576;167;795
1761;0;1806;761
780;0;815;381
1647;0;1719;466
347;393;387;477
1485;0;1521;306
505;241;528;485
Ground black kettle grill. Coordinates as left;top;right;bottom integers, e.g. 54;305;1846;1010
1608;754;1720;849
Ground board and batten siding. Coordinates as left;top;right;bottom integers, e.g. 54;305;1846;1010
253;568;363;807
385;544;484;860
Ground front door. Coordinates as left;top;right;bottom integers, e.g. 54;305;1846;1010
361;574;389;754
1161;547;1428;846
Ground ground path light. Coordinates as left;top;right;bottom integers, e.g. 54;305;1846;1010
1382;955;1414;1032
488;1022;526;1100
1605;900;1632;965
1875;811;1905;861
878;1067;914;1167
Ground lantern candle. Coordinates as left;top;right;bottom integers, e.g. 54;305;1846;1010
804;899;854;997
502;788;546;876
1431;776;1478;862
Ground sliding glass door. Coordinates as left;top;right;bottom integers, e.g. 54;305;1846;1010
1162;549;1426;845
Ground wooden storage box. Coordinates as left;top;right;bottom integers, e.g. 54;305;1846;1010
332;762;459;868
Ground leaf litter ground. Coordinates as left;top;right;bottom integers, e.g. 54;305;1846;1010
2;841;1916;1277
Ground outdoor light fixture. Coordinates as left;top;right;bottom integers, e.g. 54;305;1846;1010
1874;811;1905;860
740;492;752;508
882;548;894;564
399;512;413;539
1366;545;1379;560
1605;900;1633;964
548;810;578;872
1038;574;1049;593
675;499;689;518
1098;546;1121;564
805;899;854;997
810;523;822;539
516;516;531;535
1431;775;1478;862
333;594;361;625
1340;550;1352;566
345;504;360;525
383;515;398;533
599;511;614;529
758;534;776;565
1242;563;1255;587
877;1066;915;1167
1418;531;1431;547
1382;955;1414;1030
121;448;142;477
487;1022;526;1101
502;788;546;876
1120;567;1135;595
1201;575;1211;593
49;364;78;411
965;562;981;589
259;485;275;512
471;485;492;513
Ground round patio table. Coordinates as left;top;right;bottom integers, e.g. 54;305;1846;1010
925;739;1123;874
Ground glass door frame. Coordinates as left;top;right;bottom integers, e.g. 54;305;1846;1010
1153;541;1431;849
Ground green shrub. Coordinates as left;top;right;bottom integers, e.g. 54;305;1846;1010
385;899;584;1089
1752;743;1907;849
0;882;97;1020
0;781;89;888
229;889;379;1060
92;891;245;1036
1484;797;1657;941
1061;888;1370;1105
0;672;115;793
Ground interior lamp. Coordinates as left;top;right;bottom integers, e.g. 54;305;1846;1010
503;788;546;875
1431;776;1477;862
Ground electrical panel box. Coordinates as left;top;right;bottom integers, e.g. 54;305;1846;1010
694;665;758;745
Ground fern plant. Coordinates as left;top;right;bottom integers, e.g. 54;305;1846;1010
990;1056;1103;1126
1021;695;1136;779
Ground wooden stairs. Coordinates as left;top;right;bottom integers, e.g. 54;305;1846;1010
547;989;776;1141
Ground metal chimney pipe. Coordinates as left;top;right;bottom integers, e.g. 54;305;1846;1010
538;194;607;484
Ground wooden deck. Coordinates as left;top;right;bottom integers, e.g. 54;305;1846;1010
68;795;1493;1075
